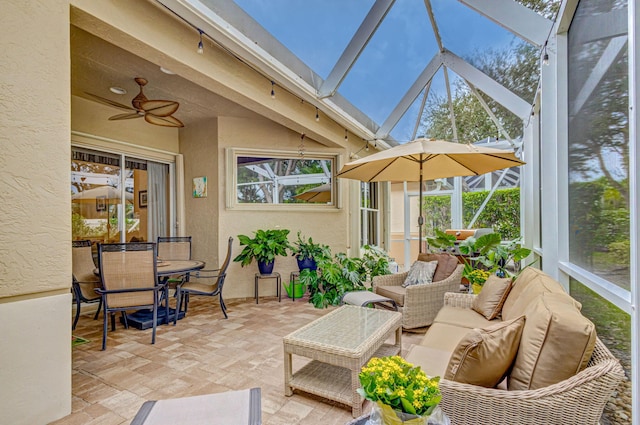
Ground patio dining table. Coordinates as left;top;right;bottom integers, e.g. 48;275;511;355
138;259;205;327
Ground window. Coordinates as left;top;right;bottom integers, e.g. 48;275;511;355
567;0;630;291
228;149;336;207
71;147;171;243
360;182;380;247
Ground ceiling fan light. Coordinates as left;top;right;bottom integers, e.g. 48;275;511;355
109;86;127;95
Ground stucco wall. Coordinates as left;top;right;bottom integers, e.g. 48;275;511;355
0;0;72;423
181;119;220;266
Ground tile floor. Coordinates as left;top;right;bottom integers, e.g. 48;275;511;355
57;295;425;425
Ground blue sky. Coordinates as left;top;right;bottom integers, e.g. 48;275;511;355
233;0;519;142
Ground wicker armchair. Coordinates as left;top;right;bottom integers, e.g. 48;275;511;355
372;264;463;329
437;292;625;425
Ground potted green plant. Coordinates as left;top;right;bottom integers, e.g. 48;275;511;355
290;231;331;271
458;232;532;292
299;245;392;309
233;228;292;274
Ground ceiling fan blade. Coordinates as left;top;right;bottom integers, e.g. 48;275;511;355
145;114;184;128
109;112;144;120
84;92;135;112
140;100;179;117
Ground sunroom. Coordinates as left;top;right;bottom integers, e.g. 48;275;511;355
0;0;637;424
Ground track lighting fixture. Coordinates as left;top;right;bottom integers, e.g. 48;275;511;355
197;29;204;54
344;129;348;142
270;81;276;99
542;40;549;66
315;107;320;122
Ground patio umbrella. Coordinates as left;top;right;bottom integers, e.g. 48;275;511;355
337;138;525;252
293;183;332;203
71;186;133;202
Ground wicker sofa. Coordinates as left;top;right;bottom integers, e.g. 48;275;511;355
371;253;463;329
404;267;625;425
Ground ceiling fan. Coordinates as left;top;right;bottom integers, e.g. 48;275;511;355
85;77;184;128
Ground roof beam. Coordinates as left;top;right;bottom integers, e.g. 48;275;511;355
570;36;627;119
570;9;627;45
423;0;444;51
466;80;515;147
375;53;443;139
444;67;460;142
318;0;395;99
411;82;431;139
156;0;381;142
442;50;530;120
458;0;552;47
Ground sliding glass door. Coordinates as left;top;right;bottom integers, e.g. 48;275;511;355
71;147;172;244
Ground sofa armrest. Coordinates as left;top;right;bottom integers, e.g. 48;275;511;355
372;272;408;288
439;338;624;425
444;292;476;309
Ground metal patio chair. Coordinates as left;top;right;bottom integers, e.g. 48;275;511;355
97;242;165;350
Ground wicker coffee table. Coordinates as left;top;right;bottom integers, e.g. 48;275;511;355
283;305;402;417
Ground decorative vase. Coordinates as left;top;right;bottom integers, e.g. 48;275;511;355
257;260;274;275
296;256;317;271
372;402;449;425
471;283;483;294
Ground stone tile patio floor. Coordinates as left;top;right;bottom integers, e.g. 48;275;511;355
56;295;424;425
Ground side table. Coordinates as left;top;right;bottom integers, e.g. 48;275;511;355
255;272;281;304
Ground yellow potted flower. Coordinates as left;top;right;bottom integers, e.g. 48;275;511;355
466;268;491;294
358;356;448;425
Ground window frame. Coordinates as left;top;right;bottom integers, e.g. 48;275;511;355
226;147;341;210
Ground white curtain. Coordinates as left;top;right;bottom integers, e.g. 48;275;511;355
147;162;168;241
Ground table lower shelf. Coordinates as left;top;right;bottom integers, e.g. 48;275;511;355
287;343;400;415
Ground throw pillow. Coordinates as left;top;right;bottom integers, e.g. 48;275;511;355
472;274;513;320
417;252;459;282
402;260;438;287
444;316;525;388
508;292;596;390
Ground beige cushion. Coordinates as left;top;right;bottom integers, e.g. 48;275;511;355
445;316;525;388
433;306;494;329
405;345;452;378
374;285;405;306
472;275;513;320
508;292;597;391
418;323;476;352
502;267;579;321
403;260;438;287
417;253;459;282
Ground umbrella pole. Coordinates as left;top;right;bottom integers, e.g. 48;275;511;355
418;156;424;253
